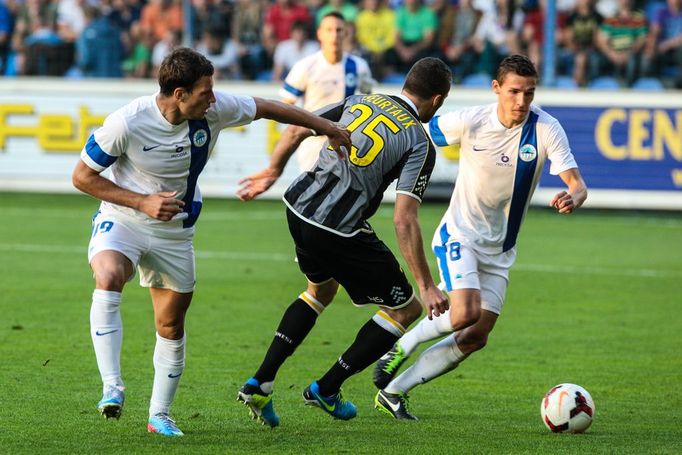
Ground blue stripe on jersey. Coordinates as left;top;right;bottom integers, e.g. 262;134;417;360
503;112;539;252
283;82;304;97
427;116;448;147
182;119;212;228
433;222;453;291
85;134;117;167
344;57;357;98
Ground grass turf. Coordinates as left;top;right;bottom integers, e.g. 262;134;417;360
0;192;680;454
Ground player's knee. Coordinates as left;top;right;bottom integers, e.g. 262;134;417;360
156;317;184;340
93;267;128;291
306;280;338;306
450;299;481;330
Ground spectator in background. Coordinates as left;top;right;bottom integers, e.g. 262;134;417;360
472;0;520;76
57;0;85;43
140;0;183;43
196;26;240;79
521;0;568;73
389;0;438;73
11;0;58;75
122;21;152;78
77;5;124;77
356;0;395;80
642;0;682;86
262;0;312;64
232;0;267;80
151;29;181;75
106;0;144;31
104;0;143;68
596;0;647;84
439;0;481;81
316;0;359;25
563;0;603;86
190;0;232;44
272;21;319;81
0;0;15;74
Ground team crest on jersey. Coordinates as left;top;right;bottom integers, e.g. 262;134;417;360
345;73;357;88
519;144;537;162
192;129;208;147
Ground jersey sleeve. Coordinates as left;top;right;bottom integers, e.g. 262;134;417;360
313;100;346;122
544;119;578;175
280;59;308;104
395;137;436;202
80;113;128;172
425;110;467;146
214;91;257;128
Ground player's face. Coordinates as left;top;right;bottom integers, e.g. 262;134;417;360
493;73;536;128
180;75;216;120
317;16;346;54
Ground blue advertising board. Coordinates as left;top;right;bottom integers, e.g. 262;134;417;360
540;106;682;191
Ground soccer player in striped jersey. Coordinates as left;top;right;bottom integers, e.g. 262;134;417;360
373;54;589;420
236;57;452;426
71;47;351;436
281;11;374;172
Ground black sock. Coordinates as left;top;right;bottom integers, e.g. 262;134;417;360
254;298;319;383
317;319;399;396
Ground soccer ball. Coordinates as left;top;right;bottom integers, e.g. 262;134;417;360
541;383;595;433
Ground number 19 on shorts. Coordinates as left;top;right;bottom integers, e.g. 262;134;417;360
92;220;114;237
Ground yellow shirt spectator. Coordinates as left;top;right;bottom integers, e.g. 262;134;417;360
356;3;396;54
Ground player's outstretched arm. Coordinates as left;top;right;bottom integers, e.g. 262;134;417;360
393;194;449;319
550;168;588;214
72;160;185;221
252;97;351;154
236;124;313;201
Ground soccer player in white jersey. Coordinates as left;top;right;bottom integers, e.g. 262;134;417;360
281;11;374;171
71;47;351;436
372;54;589;420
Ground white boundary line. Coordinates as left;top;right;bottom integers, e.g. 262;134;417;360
1;243;679;279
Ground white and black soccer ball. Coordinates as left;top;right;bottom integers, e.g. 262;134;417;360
541;383;595;433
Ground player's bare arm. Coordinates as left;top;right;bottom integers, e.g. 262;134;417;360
72;160;184;221
236;124;315;201
252;97;351;154
550;168;588;214
393;194;449;319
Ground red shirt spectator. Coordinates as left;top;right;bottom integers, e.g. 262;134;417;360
263;0;311;56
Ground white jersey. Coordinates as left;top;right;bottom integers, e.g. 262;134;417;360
280;51;373;171
428;103;578;254
80;91;257;234
280;51;373;110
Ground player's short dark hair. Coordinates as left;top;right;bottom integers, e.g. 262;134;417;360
320;11;346;23
158;47;214;97
402;57;452;99
495;54;538;85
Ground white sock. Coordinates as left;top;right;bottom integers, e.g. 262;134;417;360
398;309;453;355
149;332;185;417
385;335;465;394
90;289;124;389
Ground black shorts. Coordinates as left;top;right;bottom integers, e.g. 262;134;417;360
286;209;413;309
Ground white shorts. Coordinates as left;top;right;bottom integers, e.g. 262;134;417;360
88;210;196;293
432;229;516;315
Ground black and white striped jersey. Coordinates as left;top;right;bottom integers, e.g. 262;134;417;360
284;93;436;237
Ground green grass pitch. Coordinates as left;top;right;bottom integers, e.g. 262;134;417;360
1;192;681;454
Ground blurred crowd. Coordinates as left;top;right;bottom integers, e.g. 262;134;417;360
0;0;680;88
